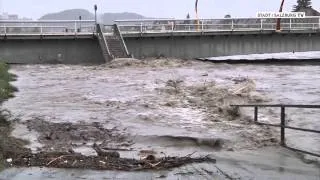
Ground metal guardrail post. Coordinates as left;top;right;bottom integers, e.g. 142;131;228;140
254;106;258;123
171;22;174;32
201;21;204;32
140;22;143;33
289;18;292;30
280;106;286;146
231;19;234;30
260;19;263;30
74;21;77;35
40;26;43;35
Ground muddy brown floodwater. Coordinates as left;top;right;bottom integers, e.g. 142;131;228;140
1;58;320;179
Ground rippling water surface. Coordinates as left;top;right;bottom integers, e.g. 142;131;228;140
3;62;320;157
213;64;320;155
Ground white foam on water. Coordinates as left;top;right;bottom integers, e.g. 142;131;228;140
11;124;43;152
206;51;320;61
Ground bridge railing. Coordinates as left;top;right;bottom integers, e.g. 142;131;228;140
114;16;320;34
102;25;115;35
0;20;96;36
1;17;319;35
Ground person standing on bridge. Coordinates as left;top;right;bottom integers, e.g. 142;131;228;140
167;21;176;31
185;13;191;31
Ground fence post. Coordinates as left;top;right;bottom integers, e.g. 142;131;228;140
74;21;77;35
254;106;258;123
289;18;292;30
140;22;143;33
201;20;204;32
231;19;234;30
40;25;43;35
260;19;263;30
171;22;174;32
280;106;286;146
4;25;6;35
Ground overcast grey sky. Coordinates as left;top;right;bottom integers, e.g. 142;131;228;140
1;0;320;19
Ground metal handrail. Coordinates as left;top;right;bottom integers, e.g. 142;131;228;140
115;16;320;34
0;20;96;36
114;16;320;22
0;20;95;23
96;24;112;60
231;104;320;157
1;18;319;35
113;24;130;57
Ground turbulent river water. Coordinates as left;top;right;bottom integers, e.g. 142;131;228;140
1;59;320;179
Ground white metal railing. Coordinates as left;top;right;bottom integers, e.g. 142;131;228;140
102;25;115;35
114;16;320;34
0;20;96;36
1;17;319;36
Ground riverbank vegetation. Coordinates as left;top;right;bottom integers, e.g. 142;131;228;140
0;62;29;170
0;62;15;170
0;62;17;102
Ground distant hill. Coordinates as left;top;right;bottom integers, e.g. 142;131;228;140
39;9;94;20
100;12;145;24
39;9;146;24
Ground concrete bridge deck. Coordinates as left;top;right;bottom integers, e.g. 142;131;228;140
112;17;320;59
1;17;320;63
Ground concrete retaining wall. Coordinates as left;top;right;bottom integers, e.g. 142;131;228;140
2;32;320;64
0;38;105;64
124;33;320;59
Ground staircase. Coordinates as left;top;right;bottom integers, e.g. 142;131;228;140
96;24;130;62
106;24;131;59
105;36;128;58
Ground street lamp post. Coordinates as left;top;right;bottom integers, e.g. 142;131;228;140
94;5;98;25
79;15;82;32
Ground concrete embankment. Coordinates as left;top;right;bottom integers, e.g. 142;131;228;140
0;37;105;64
124;32;320;59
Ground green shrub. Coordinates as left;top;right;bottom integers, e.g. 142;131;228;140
0;62;18;170
0;63;17;102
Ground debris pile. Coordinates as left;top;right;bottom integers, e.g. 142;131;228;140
8;151;216;171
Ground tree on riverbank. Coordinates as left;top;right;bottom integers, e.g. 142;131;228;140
293;0;312;12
